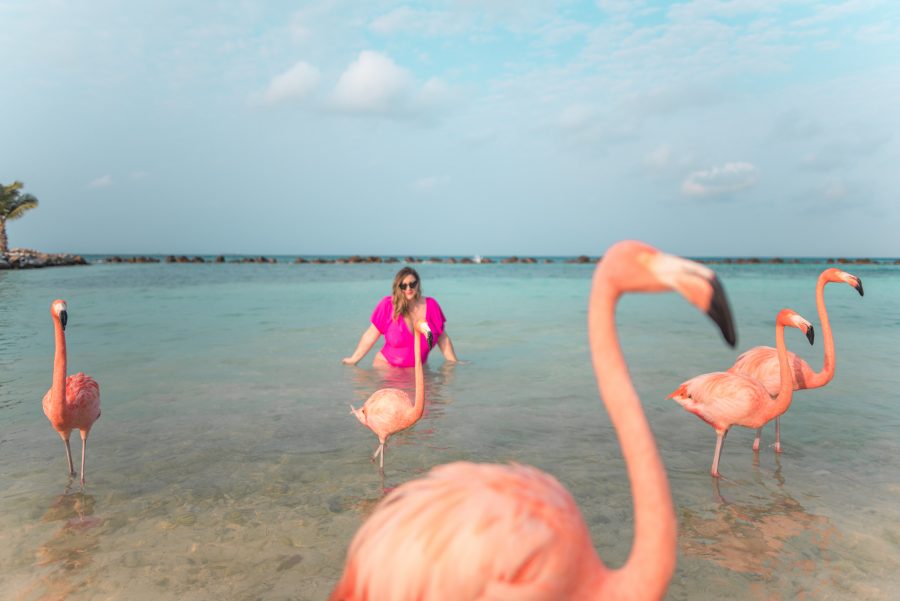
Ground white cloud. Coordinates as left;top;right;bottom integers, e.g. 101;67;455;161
793;0;883;27
333;51;413;114
370;7;456;35
331;51;451;117
88;175;113;189
260;61;320;105
856;21;897;44
681;162;758;197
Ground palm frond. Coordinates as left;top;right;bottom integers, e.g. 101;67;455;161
1;181;39;220
5;195;39;220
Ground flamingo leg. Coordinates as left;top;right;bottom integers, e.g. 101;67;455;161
752;427;762;452
774;417;782;453
379;444;385;469
80;434;88;486
711;430;728;478
61;435;75;477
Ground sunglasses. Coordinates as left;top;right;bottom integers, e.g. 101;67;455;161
399;280;419;291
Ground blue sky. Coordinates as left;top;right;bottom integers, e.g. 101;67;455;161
2;0;898;256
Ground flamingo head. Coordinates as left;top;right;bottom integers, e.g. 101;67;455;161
598;240;737;347
822;268;863;297
51;299;68;331
777;308;815;345
416;320;434;349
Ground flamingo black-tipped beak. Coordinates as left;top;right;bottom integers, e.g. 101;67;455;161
60;310;68;331
707;276;737;348
806;325;815;345
425;330;434;349
854;278;864;296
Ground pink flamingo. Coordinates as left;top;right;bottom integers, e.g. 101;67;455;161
669;308;814;478
42;300;101;486
351;319;433;469
728;268;863;451
330;241;737;601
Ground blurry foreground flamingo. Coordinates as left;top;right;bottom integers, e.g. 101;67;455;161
330;241;737;601
669;308;814;478
728;268;863;451
351;319;433;469
42;300;101;486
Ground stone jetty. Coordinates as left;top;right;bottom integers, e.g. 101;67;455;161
0;248;88;269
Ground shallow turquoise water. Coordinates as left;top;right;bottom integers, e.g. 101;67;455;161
1;259;899;600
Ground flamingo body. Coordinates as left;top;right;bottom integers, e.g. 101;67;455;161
669;371;773;432
727;268;862;450
670;308;813;476
331;462;605;601
728;346;811;396
42;373;101;434
351;320;431;468
332;240;738;601
351;388;416;451
44;300;101;485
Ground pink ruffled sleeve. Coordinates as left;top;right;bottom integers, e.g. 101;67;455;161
425;297;446;341
370;296;394;334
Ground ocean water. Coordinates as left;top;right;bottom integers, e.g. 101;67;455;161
1;258;898;600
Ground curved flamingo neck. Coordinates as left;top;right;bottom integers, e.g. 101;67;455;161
807;274;835;388
768;322;794;421
586;269;675;600
49;316;68;423
411;326;424;421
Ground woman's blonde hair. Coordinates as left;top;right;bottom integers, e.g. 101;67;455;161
391;267;422;321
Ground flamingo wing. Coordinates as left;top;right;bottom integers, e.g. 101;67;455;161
729;346;813;394
65;373;101;429
357;388;413;434
669;372;768;430
330;462;602;601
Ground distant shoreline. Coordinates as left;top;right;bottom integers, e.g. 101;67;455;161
2;248;898;270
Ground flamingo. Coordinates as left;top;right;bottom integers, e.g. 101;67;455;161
330;240;737;601
42;300;101;486
669;308;814;478
728;268;863;451
351;319;433;469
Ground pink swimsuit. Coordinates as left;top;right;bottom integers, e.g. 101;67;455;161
371;296;446;367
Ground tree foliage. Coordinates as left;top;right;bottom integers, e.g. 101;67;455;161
0;180;39;255
1;181;39;220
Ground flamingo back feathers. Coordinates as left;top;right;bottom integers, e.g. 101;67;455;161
353;388;415;440
330;462;604;601
729;346;812;395
669;372;771;431
42;373;100;434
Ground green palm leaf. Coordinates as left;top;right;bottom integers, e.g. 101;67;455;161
5;194;38;220
1;181;39;221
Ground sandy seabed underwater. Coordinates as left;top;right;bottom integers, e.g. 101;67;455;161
1;259;899;600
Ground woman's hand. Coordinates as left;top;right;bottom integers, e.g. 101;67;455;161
343;324;381;366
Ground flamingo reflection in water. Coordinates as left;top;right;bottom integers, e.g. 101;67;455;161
679;465;838;599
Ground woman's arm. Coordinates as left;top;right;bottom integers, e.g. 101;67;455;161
436;332;458;362
342;324;381;365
